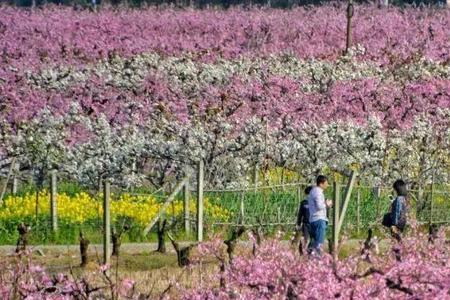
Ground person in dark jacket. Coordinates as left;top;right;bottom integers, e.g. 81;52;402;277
295;186;313;255
382;179;409;241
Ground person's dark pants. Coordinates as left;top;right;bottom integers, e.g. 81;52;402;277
302;223;310;241
298;223;310;255
309;219;327;255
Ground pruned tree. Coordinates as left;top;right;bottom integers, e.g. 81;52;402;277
167;232;197;267
224;226;245;263
15;223;30;253
79;231;90;267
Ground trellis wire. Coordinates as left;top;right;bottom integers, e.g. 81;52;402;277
1;178;450;245
203;183;450;233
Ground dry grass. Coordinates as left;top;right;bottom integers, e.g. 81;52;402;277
1;245;220;298
5;230;446;298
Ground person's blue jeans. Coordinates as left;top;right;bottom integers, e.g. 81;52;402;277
309;219;327;254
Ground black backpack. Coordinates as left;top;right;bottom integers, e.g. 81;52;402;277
382;212;392;227
382;196;408;231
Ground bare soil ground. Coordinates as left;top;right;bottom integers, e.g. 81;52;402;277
0;239;391;298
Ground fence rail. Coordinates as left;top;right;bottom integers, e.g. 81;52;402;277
1;170;450;246
202;182;450;233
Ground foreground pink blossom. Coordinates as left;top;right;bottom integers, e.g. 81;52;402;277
1;228;449;299
184;229;450;299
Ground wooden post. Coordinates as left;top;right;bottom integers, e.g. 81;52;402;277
356;185;361;235
0;158;16;205
35;190;39;221
297;184;304;217
98;177;103;194
171;201;175;221
143;177;189;236
197;160;204;242
239;192;245;224
11;162;19;195
130;162;137;193
337;171;357;237
345;0;354;54
103;180;111;265
417;185;424;218
253;165;259;193
277;206;281;224
332;181;340;259
11;177;17;195
183;179;190;235
50;170;58;232
374;186;381;221
292;184;303;248
430;175;435;224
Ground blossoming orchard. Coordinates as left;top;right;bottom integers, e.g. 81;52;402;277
0;2;449;299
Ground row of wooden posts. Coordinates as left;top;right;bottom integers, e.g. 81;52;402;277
103;160;206;264
331;171;357;259
8;159;358;263
3;161;205;264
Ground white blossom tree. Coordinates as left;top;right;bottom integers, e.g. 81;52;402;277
66;115;146;191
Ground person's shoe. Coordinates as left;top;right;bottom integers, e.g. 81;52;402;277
308;248;322;258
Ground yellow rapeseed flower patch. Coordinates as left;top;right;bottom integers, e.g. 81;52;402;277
0;191;230;226
265;167;299;185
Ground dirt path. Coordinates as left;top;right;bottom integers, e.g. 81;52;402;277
0;239;369;255
0;242;193;255
0;239;385;297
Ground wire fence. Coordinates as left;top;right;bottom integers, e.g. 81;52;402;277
1;181;449;245
202;183;450;235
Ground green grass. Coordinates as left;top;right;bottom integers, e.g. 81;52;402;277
0;215;193;245
1;182;449;245
205;185;450;238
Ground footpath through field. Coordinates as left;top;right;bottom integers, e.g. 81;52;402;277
0;239;376;255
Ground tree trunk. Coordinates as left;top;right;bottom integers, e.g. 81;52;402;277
224;226;245;263
79;232;90;267
112;231;122;256
345;0;354;54
168;233;196;267
156;219;167;253
16;223;29;253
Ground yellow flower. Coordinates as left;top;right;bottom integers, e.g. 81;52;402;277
0;192;229;227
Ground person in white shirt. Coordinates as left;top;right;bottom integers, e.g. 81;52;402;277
307;175;332;255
